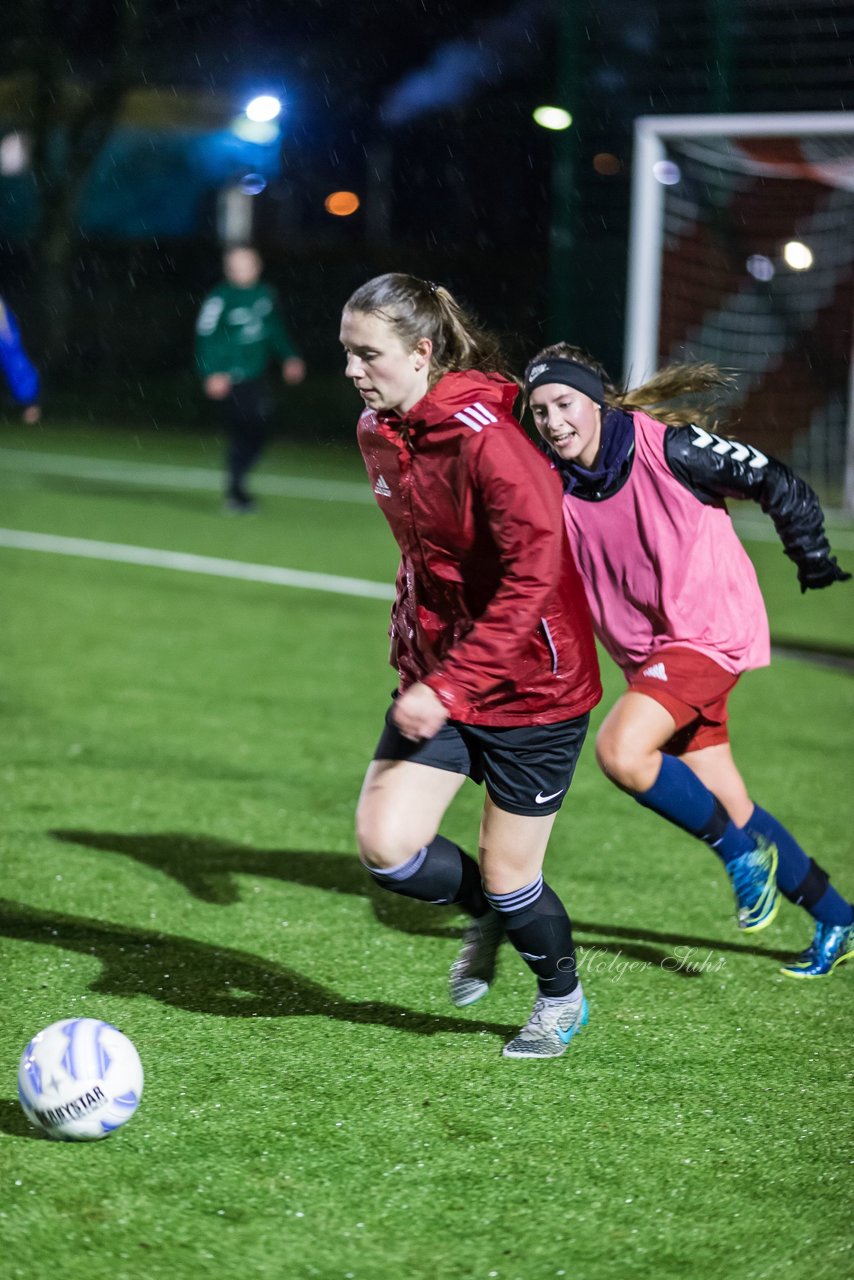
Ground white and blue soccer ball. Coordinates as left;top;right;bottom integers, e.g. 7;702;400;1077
17;1018;144;1141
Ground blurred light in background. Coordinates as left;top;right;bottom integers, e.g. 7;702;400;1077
230;117;280;144
533;106;572;131
324;191;360;217
746;254;775;281
238;173;267;195
783;240;814;271
0;132;30;175
592;152;621;175
245;95;282;123
652;159;681;185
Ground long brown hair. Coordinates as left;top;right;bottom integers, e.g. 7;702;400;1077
527;342;736;429
344;273;514;386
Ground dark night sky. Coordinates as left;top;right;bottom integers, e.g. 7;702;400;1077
10;1;553;111
15;1;852;121
10;2;853;235
5;1;854;385
16;1;850;247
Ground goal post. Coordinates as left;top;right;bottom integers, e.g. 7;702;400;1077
624;112;854;508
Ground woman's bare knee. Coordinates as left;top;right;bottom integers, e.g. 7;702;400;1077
595;725;658;791
355;761;463;868
355;803;432;868
595;692;676;791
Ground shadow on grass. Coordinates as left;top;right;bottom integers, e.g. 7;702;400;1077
0;1099;44;1140
0;898;518;1038
50;830;792;973
50;830;457;940
573;918;793;964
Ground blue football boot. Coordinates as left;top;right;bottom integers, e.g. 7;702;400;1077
726;837;779;931
780;920;854;979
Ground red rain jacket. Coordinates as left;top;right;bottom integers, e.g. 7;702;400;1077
357;370;601;725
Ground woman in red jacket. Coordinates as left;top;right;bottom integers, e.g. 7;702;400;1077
340;274;601;1059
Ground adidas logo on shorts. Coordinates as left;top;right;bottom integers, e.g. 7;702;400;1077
641;662;667;681
374;474;392;497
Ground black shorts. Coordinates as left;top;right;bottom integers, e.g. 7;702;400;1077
373;707;590;817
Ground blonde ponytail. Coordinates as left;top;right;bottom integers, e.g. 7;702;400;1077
616;363;736;428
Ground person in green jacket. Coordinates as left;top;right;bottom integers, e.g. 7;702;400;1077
195;245;305;512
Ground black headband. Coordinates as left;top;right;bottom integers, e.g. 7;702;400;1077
524;358;605;404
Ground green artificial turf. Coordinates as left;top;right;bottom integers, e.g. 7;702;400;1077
0;425;852;1280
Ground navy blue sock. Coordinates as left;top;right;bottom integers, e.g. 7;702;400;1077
365;834;488;918
485;875;578;997
745;805;853;927
634;754;755;864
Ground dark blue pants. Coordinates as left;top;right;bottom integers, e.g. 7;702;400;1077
225;378;274;504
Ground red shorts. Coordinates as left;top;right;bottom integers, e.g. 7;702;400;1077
626;646;740;755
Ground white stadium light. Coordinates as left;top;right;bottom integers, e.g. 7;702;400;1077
782;240;814;271
245;95;282;123
533;106;573;132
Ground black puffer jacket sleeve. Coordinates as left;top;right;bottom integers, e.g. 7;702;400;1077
664;424;850;592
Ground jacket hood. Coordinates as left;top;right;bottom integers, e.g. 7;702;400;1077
382;370;519;431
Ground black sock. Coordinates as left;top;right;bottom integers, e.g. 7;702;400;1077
365;834;488;917
485;875;578;997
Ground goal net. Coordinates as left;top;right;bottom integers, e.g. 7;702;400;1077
624;113;854;506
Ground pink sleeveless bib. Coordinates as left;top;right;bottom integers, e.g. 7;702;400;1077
562;412;770;675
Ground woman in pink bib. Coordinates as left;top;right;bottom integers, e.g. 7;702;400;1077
524;342;852;980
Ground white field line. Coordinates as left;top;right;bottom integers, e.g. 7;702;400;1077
0;529;395;601
2;446;852;555
3;447;853;545
0;447;375;505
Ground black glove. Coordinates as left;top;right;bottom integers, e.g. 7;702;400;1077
797;554;852;593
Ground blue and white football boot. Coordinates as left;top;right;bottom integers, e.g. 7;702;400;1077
502;988;588;1059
